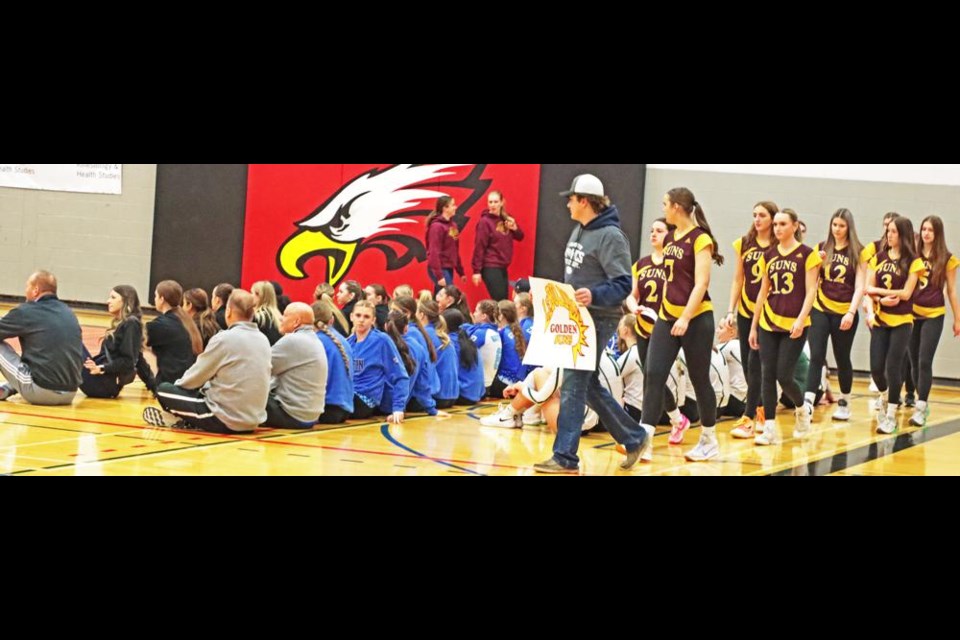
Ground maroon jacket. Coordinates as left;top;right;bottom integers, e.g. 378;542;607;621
471;210;525;273
426;216;465;280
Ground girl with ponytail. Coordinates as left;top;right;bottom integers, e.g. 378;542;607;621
312;299;355;424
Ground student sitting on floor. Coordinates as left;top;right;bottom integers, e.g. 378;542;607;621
144;289;271;434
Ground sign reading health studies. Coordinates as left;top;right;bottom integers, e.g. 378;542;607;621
522;277;597;371
0;164;122;194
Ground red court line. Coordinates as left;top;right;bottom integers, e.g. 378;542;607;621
0;407;528;471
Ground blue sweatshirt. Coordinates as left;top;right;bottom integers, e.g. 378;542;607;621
497;325;525;384
403;334;438;415
451;329;485;403
316;328;355;414
348;329;409;413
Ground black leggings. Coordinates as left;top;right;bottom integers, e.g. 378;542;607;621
737;314;762;419
481;267;510;301
870;324;912;405
637;336;677;413
642;313;716;428
317;406;350;424
806;309;858;395
759;329;808;419
909;316;945;402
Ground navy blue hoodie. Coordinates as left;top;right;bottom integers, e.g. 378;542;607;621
564;205;633;317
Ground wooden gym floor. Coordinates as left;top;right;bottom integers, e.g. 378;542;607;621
1;306;959;476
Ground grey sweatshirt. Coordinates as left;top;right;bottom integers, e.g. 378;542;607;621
176;322;271;432
564;204;633;318
271;326;328;423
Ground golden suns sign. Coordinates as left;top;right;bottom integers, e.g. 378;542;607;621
524;278;597;371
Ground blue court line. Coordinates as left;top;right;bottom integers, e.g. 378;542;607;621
380;424;486;476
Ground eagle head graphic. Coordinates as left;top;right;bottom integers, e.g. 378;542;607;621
278;163;490;286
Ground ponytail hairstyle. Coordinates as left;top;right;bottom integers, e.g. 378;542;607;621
475;299;498;325
920;216;951;289
184;288;221;345
312;299;351;374
366;283;390;305
417;289;434;305
384;310;416;375
891;216;919;276
822;208;864;271
617;313;640;355
743;201;779;250
489;189;510;224
425;196;455;233
106;285;142;340
442;308;478;369
442;284;472;318
393;296;437;362
780;209;805;243
418;299;451;350
497;300;527;359
156;280;203;355
667;187;724;266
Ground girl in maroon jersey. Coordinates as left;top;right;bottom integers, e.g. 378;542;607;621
625;218;681;428
907;216;960;427
865;216;924;434
749;209;822;445
804;208;866;423
640;188;725;462
722;201;778;439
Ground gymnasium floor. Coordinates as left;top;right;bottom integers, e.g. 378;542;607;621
1;307;958;476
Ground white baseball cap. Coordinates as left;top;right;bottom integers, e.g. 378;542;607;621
560;174;605;198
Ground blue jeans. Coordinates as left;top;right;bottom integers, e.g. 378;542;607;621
429;268;455;294
553;315;646;468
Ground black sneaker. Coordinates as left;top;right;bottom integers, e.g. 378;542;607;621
905;395;916;408
533;458;579;474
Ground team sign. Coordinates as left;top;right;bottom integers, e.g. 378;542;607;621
523;277;597;371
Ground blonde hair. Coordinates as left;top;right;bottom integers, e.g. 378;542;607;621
252;280;283;329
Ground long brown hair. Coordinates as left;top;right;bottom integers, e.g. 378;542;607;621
184;288;221;345
418;299;451;350
497;300;527;359
156;280;203;355
743;201;779;249
667;187;724;266
821;208;864;269
920;215;952;289
385;310;416;375
889;216;919;275
780;209;805;243
106;285;142;339
425;196;455;232
490;190;510;224
877;212;901;254
392;296;437;362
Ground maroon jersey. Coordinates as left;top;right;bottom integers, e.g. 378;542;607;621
913;253;960;319
870;251;925;327
660;227;713;322
633;255;667;338
814;243;863;315
759;243;821;333
732;236;771;319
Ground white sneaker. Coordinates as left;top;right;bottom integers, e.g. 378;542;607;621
869;379;880;393
833;399;851;421
522;405;544;426
877;413;898;434
873;394;887;421
640;424;655;462
479;403;522;429
142;406;182;428
910;405;929;427
755;424;781;446
794;404;812;439
684;433;719;461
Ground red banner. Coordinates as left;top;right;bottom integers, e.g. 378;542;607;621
242;164;541;304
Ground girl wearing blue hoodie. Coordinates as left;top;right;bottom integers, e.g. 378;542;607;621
347;300;409;423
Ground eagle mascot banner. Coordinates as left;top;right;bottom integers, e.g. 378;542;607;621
523;277;597;371
241;164;541;303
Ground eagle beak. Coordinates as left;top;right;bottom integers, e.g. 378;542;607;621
278;229;359;285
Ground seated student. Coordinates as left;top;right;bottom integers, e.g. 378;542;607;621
145;290;272;433
377;310;419;414
264;302;328;429
392;284;414;300
492;300;528;399
437;284;471;318
364;283;391;331
336;280;364;334
137;280;202;394
183;288;221;349
0;270;83;405
252;280;283;346
616;314;644;423
314;282;336;301
347;300;409;423
312;299;355;425
211;283;234;331
469;299;502;397
388;311;449;418
442;308;485;405
270;281;292;314
81;285;143;399
715;323;747;419
418;299;459;408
